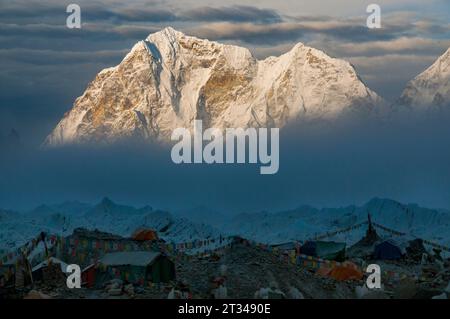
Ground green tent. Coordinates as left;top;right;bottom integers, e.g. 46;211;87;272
97;251;175;286
315;241;346;261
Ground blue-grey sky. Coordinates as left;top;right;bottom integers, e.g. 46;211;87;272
1;0;450;212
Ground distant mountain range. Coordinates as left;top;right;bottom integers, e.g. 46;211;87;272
225;198;450;247
0;197;220;252
0;129;22;150
1;197;449;255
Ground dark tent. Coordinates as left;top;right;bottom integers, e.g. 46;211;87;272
300;241;346;261
316;241;346;261
97;251;175;286
300;241;317;256
406;239;426;262
374;241;403;260
271;242;298;251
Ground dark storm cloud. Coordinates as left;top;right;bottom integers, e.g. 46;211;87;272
312;37;450;58
80;5;282;24
188;22;304;44
0;23;77;38
0;23;158;41
0;5;62;20
0;1;173;21
83;8;177;23
188;19;408;45
0;48;127;65
0;3;279;24
181;6;282;23
0;4;284;46
1;1;446;51
186;11;449;46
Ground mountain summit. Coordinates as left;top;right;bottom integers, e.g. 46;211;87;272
397;47;450;110
44;27;384;146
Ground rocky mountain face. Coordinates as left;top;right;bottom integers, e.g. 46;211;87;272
44;27;384;146
397;48;450;111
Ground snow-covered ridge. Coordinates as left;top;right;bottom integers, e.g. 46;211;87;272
1;197;449;254
396;48;450;111
44;27;385;146
221;198;450;247
0;198;220;251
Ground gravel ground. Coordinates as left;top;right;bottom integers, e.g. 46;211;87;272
176;243;359;299
13;243;450;299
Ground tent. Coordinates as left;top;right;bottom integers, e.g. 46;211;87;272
374;240;403;260
405;238;426;261
300;241;316;256
300;241;346;261
271;242;298;251
97;251;175;286
31;257;69;273
132;229;158;241
81;264;96;288
328;262;364;281
316;241;346;261
31;257;69;282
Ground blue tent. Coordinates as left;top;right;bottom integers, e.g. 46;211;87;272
300;241;316;256
374;241;402;260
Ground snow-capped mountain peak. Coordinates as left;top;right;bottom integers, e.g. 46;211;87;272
396;47;450;110
44;27;384;146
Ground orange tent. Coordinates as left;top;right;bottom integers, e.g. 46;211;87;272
132;229;158;241
328;262;363;281
316;266;332;277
